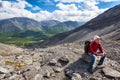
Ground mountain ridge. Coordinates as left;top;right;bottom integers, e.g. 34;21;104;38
0;17;84;34
40;4;120;47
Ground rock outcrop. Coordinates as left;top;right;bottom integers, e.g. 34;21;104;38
103;67;120;78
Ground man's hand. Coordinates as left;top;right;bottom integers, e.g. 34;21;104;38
97;53;105;57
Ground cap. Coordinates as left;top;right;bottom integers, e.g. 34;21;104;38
94;35;100;40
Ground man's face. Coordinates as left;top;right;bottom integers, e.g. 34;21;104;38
95;38;100;44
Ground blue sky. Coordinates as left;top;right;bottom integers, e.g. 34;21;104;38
0;0;120;22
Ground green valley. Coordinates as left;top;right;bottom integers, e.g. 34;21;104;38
0;28;68;47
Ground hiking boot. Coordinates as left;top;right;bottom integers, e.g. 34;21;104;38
96;65;105;69
87;68;93;74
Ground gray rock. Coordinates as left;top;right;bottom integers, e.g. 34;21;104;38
10;74;29;80
43;73;50;78
56;63;62;67
9;74;19;80
43;71;55;78
23;68;37;79
33;62;41;70
47;49;55;53
53;67;63;73
49;59;57;66
0;74;5;79
58;55;69;65
64;69;74;77
0;67;9;74
103;67;120;78
32;53;42;62
34;74;42;80
22;57;33;65
59;56;69;62
4;73;11;78
71;73;82;80
82;54;90;63
15;55;23;59
82;72;89;78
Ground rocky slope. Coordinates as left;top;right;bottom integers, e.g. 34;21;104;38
0;43;23;56
40;4;120;47
0;40;120;80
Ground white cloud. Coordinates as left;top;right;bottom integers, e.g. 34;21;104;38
0;0;108;22
54;0;119;3
35;10;52;21
53;1;108;22
82;0;99;11
56;3;78;11
32;6;41;11
1;1;11;8
97;0;119;2
50;8;107;22
0;1;33;19
10;0;32;9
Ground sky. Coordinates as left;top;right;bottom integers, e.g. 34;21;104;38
0;0;120;22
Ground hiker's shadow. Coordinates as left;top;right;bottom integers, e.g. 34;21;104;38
63;58;89;78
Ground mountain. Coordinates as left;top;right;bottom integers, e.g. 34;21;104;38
52;21;84;30
0;17;42;34
40;20;60;29
40;4;120;47
44;21;85;34
0;17;84;34
0;17;84;46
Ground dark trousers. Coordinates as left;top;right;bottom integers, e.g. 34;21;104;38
88;53;105;69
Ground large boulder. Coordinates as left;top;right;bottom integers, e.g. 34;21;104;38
82;53;90;63
102;67;120;78
58;55;69;66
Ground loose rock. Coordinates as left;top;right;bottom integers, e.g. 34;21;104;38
34;74;42;80
102;67;120;78
53;67;63;73
48;59;57;66
0;67;9;74
43;71;55;78
64;69;74;77
23;57;33;65
71;73;82;80
58;55;69;66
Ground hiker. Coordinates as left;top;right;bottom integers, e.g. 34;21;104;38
87;35;105;73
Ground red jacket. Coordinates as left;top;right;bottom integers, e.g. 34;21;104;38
89;41;104;55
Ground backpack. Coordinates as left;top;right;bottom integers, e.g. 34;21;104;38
84;40;91;54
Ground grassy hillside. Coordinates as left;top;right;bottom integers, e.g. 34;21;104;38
0;27;68;47
0;30;52;47
45;27;69;34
